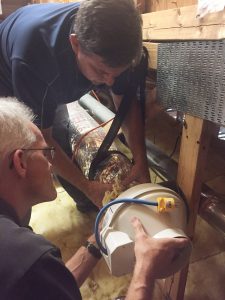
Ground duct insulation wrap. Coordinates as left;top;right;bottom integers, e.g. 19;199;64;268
66;101;132;185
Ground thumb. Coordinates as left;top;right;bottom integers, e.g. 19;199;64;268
131;217;147;236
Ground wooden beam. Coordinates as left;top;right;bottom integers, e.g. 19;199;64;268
143;42;158;69
142;5;225;40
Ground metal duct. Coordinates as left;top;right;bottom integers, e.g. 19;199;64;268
199;187;225;235
145;138;177;181
79;94;115;123
78;94;225;235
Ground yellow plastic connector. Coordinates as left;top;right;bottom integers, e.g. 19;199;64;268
157;197;176;213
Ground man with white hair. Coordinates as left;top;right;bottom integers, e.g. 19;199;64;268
0;98;188;299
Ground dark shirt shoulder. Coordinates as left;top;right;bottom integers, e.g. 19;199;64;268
0;3;92;128
0;211;81;300
8;249;82;300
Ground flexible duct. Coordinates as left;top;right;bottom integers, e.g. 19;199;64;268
78;94;225;235
66;101;132;185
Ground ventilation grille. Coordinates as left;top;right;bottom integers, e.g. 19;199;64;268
157;41;225;125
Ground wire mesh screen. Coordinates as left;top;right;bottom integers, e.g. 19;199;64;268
157;40;225;125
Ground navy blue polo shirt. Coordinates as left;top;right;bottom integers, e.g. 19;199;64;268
0;199;82;300
0;3;137;129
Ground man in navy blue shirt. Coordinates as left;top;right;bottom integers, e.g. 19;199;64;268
0;0;150;211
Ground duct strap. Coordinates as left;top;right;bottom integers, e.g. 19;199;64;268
88;92;131;180
88;47;149;180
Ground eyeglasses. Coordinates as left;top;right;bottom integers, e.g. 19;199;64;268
9;147;55;169
22;147;55;161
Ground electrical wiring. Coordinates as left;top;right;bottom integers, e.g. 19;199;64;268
168;131;181;159
94;198;158;255
90;90;101;102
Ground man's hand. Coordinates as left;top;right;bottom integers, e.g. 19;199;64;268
122;159;150;186
112;93;151;186
85;180;113;208
125;217;190;299
131;217;190;279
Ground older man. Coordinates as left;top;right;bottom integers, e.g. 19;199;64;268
0;98;188;299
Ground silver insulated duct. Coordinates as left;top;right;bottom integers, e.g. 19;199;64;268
66;101;132;186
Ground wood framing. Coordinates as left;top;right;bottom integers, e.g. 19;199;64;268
177;116;218;236
142;5;225;40
142;5;223;299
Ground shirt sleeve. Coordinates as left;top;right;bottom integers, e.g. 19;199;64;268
8;248;82;300
12;58;59;129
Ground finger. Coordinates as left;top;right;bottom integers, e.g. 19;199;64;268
131;217;147;235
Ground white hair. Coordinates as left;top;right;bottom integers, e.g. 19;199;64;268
0;97;36;162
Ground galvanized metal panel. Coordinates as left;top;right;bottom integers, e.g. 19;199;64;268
157;41;225;125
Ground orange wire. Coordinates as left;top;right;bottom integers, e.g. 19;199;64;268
91;90;101;102
72;117;114;162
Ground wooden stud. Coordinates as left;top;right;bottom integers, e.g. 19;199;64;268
177;115;218;235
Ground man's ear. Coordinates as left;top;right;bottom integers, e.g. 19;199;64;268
69;33;80;55
13;150;27;178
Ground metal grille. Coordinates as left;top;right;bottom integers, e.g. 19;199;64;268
157;41;225;125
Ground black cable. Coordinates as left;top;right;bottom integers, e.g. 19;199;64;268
168;132;181;158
